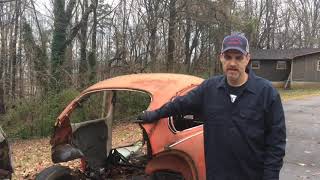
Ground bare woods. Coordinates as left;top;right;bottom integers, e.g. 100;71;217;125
0;0;319;111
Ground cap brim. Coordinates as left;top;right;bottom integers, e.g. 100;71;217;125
222;47;247;54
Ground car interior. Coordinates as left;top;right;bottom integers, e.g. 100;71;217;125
51;89;201;178
64;90;149;178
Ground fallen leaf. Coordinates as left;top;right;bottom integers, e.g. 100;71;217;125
312;172;320;176
298;163;306;166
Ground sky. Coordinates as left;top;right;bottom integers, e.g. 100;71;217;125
35;0;119;16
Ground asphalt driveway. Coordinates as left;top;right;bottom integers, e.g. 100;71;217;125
280;96;320;180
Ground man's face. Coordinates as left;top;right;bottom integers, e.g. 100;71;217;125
220;50;250;85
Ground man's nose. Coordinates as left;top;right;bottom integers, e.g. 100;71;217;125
229;59;237;66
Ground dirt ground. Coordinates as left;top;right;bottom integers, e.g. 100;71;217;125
11;138;73;179
10;123;142;179
280;96;320;180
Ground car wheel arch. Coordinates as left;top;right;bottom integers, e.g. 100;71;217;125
145;150;198;180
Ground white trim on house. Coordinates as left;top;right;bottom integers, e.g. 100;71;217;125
276;61;287;70
317;60;320;71
251;61;260;69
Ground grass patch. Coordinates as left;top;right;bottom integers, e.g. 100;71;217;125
278;88;320;101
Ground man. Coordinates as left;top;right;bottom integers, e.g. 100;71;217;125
139;34;286;180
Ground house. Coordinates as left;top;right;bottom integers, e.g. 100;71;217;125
250;48;320;88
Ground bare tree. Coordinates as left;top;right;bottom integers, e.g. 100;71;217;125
167;0;176;72
88;0;98;83
0;3;6;113
79;0;90;88
288;0;320;47
9;0;20;100
22;22;49;93
51;0;94;91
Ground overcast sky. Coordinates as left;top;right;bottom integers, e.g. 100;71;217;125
35;0;119;16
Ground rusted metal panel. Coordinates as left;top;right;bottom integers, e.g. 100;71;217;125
145;151;198;180
48;73;206;179
0;127;13;178
56;73;203;123
83;73;203;105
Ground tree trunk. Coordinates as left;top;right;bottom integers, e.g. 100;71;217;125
265;0;271;49
5;3;13;101
51;0;79;91
184;1;191;73
79;0;89;88
88;0;98;84
10;0;21;100
51;0;68;90
0;4;6;114
18;19;23;98
167;0;176;73
121;0;128;65
22;22;48;94
144;0;160;71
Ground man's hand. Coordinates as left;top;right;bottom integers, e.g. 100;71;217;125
137;110;160;123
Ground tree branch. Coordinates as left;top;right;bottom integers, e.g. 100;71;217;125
64;3;94;48
0;0;16;3
65;0;76;23
30;0;45;49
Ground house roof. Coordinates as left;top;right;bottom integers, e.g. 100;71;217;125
251;48;320;60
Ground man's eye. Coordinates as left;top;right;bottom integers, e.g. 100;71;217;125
224;55;232;60
235;56;244;61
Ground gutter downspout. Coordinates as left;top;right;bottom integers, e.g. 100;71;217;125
291;59;293;86
284;59;293;89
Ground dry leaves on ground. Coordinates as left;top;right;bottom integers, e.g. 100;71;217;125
10;123;142;179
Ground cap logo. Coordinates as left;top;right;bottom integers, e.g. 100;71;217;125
225;38;242;45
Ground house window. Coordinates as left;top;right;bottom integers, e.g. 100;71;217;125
317;60;320;71
276;61;287;70
251;61;260;69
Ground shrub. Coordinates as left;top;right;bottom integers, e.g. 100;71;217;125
0;89;80;139
0;89;151;139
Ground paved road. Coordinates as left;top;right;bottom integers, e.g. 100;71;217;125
280;96;320;180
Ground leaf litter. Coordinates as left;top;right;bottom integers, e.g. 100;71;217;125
10;123;142;179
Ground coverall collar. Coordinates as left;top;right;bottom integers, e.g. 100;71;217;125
217;69;257;94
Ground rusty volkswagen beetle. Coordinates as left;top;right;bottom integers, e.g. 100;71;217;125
37;73;206;180
0;127;13;179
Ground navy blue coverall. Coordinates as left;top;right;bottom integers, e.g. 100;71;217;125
155;70;286;180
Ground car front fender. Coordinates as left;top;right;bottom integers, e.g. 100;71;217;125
145;150;198;180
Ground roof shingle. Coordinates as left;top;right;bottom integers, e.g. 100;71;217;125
251;48;320;60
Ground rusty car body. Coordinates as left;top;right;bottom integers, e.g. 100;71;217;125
0;127;13;179
38;73;206;180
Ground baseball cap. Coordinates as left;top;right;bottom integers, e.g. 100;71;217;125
221;34;249;54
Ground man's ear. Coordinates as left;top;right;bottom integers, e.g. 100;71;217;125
245;53;251;65
219;53;224;63
247;53;251;61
